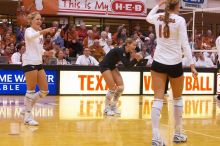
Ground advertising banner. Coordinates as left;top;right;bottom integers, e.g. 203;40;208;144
0;70;57;95
23;0;147;19
60;71;140;95
181;0;208;9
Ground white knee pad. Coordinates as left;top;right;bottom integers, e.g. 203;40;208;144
152;99;163;111
174;98;183;107
38;90;49;98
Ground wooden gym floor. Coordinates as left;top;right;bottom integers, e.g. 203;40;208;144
0;95;220;146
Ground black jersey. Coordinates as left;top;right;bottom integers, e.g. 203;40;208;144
99;46;138;69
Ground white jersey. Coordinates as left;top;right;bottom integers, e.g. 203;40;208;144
216;36;220;62
146;5;193;65
22;27;45;66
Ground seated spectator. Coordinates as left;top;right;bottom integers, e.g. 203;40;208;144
92;24;100;39
83;30;94;48
145;48;155;66
76;48;99;66
4;32;16;46
99;31;108;47
89;39;105;62
138;45;149;59
194;52;214;68
11;43;25;64
117;38;124;48
0;41;5;55
3;45;12;63
78;22;87;43
56;50;68;65
44;33;53;51
104;25;112;39
63;48;72;63
9;43;16;54
103;38;114;55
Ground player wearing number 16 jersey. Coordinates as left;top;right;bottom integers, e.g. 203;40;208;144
146;0;198;146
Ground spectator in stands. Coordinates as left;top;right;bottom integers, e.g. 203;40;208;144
56;50;68;65
194;52;214;68
103;38;114;55
0;19;9;40
133;32;143;50
11;43;25;64
146;25;154;37
202;30;215;50
63;48;72;63
133;23;142;37
4;31;16;46
83;30;94;48
117;27;127;43
51;21;64;48
99;31;108;47
92;24;100;39
3;45;12;63
78;22;87;43
9;43;16;54
89;39;105;62
44;33;53;51
76;48;99;66
117;38;124;48
16;26;25;43
145;48;155;66
104;25;112;39
138;45;149;59
0;41;5;55
112;24;125;44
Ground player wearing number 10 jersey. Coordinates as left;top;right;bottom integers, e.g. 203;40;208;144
146;0;198;146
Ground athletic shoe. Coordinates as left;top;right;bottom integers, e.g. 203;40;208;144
24;113;39;126
152;136;166;146
111;105;121;115
173;133;187;143
104;106;115;116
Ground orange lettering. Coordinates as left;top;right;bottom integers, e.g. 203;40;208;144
200;77;206;91
78;75;87;90
206;77;212;91
185;77;192;90
87;75;94;91
96;75;104;90
192;78;199;91
144;76;151;90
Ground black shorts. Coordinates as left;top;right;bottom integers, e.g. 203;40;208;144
22;64;44;73
99;65;117;73
151;61;183;78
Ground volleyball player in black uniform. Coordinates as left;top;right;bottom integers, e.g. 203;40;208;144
100;38;142;116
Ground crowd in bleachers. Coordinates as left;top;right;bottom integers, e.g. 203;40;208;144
0;16;218;68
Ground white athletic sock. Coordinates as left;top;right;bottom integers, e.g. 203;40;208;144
173;97;183;134
105;90;115;107
24;90;35;113
151;99;163;139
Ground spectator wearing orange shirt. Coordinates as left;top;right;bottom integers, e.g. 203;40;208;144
89;39;105;62
83;30;94;48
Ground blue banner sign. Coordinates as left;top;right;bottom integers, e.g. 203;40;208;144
0;70;57;95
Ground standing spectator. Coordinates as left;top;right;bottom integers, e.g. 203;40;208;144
92;24;100;39
76;48;99;66
83;30;94;48
16;26;26;43
117;27;127;43
103;39;114;55
89;39;105;62
56;50;68;65
104;25;112;39
11;43;25;64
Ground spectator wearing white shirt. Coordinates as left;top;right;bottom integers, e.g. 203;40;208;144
103;38;114;55
76;48;99;66
99;31;108;47
11;43;25;64
56;50;68;65
194;52;214;68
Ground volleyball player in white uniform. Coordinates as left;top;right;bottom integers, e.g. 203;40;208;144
146;0;198;145
216;33;220;101
22;12;55;126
